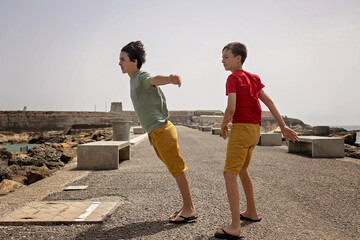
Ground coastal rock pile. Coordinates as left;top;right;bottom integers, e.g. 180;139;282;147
0;127;114;195
0;144;73;195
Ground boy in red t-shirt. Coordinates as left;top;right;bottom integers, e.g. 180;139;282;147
215;42;299;239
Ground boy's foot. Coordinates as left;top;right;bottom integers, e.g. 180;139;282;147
168;208;182;219
215;227;242;239
169;208;197;223
169;215;198;224
240;212;262;222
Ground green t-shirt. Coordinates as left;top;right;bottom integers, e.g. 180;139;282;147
130;70;169;133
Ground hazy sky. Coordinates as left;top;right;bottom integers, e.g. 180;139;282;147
1;0;359;126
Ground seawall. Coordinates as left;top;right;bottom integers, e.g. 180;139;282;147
0;110;222;132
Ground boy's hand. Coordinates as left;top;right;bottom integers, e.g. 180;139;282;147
221;124;228;140
169;74;182;87
281;126;299;143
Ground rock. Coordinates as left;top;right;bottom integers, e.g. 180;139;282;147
15;165;37;177
27;143;62;162
344;144;360;159
91;130;112;141
25;166;50;185
28;137;46;144
11;175;27;185
314;126;330;136
270;126;282;133
28;132;66;144
8;154;45;167
61;143;72;148
79;138;95;144
0;133;30;144
52;143;61;149
0;179;25;195
0;162;13;181
91;130;103;141
330;127;348;135
2;143;68;184
343;132;357;145
8;164;21;174
60;152;73;164
45;160;65;170
61;142;78;148
0;147;12;165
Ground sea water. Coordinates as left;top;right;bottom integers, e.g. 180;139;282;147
331;125;360;144
0;144;37;152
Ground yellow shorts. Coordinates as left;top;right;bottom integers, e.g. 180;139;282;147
149;121;188;178
224;123;260;174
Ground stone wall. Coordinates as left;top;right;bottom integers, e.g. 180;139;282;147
1;109;297;132
0;110;222;132
0;111;138;132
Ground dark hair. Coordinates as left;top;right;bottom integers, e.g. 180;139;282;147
223;42;247;64
121;41;146;69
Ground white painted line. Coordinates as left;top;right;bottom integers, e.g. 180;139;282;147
75;202;101;221
64;186;88;191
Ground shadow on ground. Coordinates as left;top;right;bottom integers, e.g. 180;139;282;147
75;220;180;239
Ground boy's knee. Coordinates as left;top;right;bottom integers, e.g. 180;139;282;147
223;171;237;179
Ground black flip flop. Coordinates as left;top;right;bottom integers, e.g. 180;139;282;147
240;214;262;222
214;228;243;239
169;215;198;224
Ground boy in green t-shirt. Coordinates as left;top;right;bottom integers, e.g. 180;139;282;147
119;41;197;224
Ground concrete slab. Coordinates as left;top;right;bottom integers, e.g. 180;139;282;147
212;128;221;135
258;133;282;146
199;126;211;131
0;201;118;225
77;141;130;170
130;133;148;146
133;127;146;134
288;136;344;158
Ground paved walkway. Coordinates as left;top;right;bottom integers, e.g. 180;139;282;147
0;126;359;239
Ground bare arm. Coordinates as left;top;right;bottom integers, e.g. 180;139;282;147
259;90;299;142
149;74;182;87
221;93;236;139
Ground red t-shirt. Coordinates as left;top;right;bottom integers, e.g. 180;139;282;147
226;70;265;125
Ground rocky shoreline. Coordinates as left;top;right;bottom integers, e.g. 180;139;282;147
0;128;113;195
0;124;359;196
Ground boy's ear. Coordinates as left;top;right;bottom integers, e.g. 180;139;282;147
236;55;242;63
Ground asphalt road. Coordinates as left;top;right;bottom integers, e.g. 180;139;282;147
0;126;359;239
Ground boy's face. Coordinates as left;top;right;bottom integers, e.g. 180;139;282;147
119;51;137;74
222;49;242;72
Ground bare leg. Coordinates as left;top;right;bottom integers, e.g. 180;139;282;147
239;168;259;220
215;172;241;237
170;172;196;221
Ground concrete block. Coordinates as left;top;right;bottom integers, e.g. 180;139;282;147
111;121;132;141
133;127;145;134
288;136;344;158
258;133;282;146
219;129;231;137
314;126;330;136
199;126;211;131
77;141;130;170
212;128;221;135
